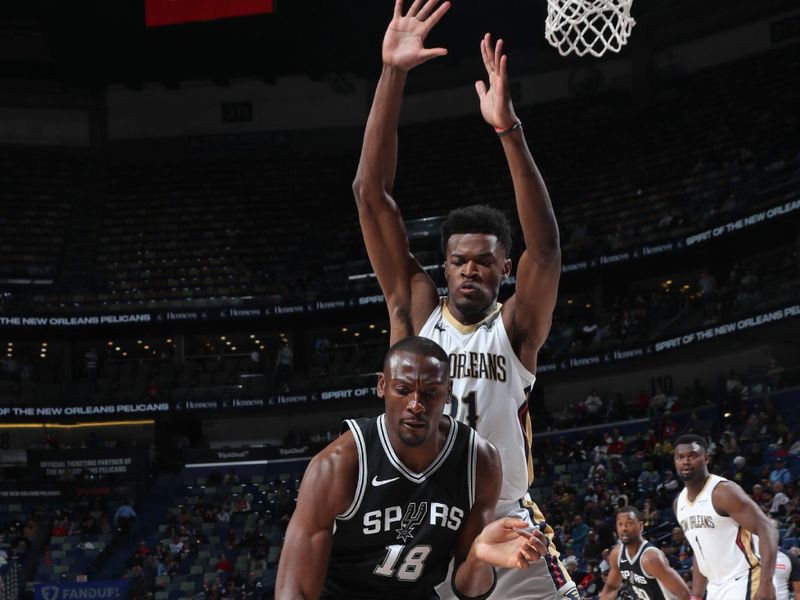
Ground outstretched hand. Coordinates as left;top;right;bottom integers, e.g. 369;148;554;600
475;34;519;130
472;518;548;569
382;0;451;72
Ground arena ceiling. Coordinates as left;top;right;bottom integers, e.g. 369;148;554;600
0;0;796;89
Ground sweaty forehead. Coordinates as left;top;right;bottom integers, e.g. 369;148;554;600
388;352;448;382
446;233;502;255
675;442;703;454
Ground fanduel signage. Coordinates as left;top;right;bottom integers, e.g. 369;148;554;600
34;580;128;600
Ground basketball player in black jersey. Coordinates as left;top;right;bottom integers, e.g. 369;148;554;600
600;506;692;600
275;337;549;600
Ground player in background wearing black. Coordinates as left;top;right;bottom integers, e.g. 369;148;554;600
600;506;691;600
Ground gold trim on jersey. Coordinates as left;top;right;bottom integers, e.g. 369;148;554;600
749;564;761;599
685;474;715;506
737;528;760;569
441;298;502;334
525;410;534;486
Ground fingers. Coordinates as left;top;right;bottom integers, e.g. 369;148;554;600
474;80;487;99
406;0;426;17
480;33;493;72
416;0;442;20
394;0;404;18
502;517;528;530
420;47;448;62
421;0;450;32
480;33;507;76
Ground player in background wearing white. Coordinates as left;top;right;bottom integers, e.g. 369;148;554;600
352;1;571;597
600;506;691;600
774;548;800;600
674;434;778;600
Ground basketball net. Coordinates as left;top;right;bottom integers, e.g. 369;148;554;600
545;0;635;58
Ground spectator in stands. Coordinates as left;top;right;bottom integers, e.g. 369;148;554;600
670;526;690;556
637;463;660;496
607;429;625;456
235;496;251;513
585;389;603;423
563;555;586;588
241;570;264;599
223;468;240;488
641;499;660;528
274;338;294;392
583;529;603;563
766;357;785;390
656;470;679;507
214;552;234;575
216;504;231;523
770;481;791;517
168;535;184;556
771;457;793;486
571;514;590;548
649;387;668;418
114;501;136;537
580;564;605;599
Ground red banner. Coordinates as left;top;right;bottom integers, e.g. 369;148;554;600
145;0;274;27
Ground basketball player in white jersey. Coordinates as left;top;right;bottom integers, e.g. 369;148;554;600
353;1;570;598
673;434;778;600
600;506;691;600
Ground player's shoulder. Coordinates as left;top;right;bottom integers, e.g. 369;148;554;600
307;426;359;477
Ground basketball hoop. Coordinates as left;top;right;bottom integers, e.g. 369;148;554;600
545;0;635;58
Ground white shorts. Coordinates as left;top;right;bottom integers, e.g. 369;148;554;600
435;495;578;600
706;567;760;600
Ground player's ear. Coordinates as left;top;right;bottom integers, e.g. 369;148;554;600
377;373;386;398
502;258;512;279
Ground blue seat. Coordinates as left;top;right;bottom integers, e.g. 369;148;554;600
781;537;798;551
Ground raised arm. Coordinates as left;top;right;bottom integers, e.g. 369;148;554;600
712;481;778;600
352;0;448;343
475;35;561;370
599;545;622;600
640;548;691;600
275;434;358;600
451;436;547;597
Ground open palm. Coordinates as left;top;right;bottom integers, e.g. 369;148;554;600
475;34;518;130
382;0;450;72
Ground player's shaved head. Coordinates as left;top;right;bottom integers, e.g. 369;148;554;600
383;336;449;372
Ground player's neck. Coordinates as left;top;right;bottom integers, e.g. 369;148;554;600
624;538;643;557
444;297;498;326
685;473;711;499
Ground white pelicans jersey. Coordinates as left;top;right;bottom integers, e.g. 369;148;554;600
677;474;761;583
419;299;535;505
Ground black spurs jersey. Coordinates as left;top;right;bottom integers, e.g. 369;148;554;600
618;542;674;600
321;414;478;600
